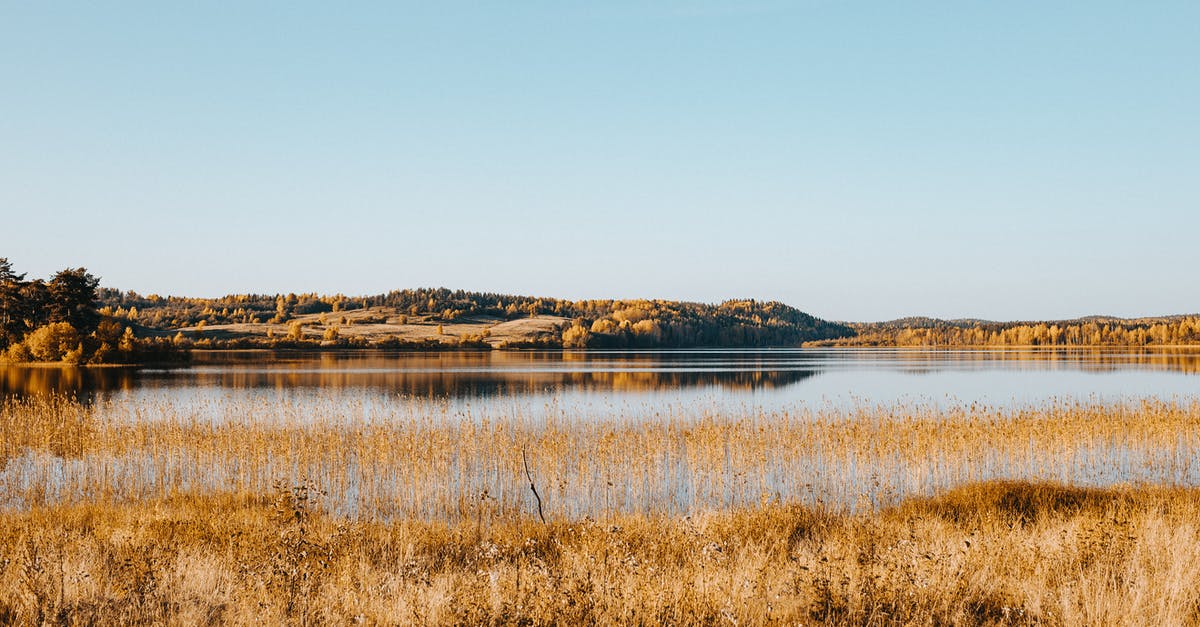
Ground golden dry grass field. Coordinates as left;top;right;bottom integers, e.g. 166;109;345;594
4;482;1200;625
2;396;1200;624
177;307;568;348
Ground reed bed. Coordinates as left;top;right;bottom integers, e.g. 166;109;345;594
2;394;1199;521
3;481;1200;625
5;395;1200;624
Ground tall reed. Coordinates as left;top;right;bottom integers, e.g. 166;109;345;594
3;395;1198;521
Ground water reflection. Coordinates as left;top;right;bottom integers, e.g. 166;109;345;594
5;394;1199;519
1;348;1199;405
4;350;831;400
4;350;1200;517
0;366;139;399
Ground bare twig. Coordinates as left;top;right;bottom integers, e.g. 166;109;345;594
522;445;547;525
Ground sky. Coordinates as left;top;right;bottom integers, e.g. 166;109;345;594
2;2;1197;322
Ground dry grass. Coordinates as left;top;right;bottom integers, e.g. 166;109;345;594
3;396;1200;624
179;308;567;347
3;395;1199;518
2;482;1200;625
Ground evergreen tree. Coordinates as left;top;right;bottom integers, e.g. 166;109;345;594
0;258;26;347
47;268;101;333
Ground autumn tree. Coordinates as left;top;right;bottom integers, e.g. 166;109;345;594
562;322;591;348
23;322;81;362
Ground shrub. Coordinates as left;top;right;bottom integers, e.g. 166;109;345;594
2;341;32;362
23;322;81;362
590;318;618;334
562;324;591;348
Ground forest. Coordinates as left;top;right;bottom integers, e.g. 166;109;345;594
0;259;179;364
96;286;855;349
6;254;1200;364
808;316;1200;347
2;258;854;360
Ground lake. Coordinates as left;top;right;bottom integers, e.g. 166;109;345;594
4;348;1199;518
3;348;1198;417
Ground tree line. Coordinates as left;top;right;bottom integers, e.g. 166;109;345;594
0;259;178;364
97;288;853;348
14;257;1199;354
557;299;851;348
809;317;1200;347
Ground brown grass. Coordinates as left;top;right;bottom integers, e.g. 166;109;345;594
3;395;1199;519
180;308;566;347
2;482;1200;625
3;396;1200;624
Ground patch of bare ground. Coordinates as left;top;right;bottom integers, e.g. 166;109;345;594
178;306;566;347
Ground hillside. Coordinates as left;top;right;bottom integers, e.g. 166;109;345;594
96;288;854;349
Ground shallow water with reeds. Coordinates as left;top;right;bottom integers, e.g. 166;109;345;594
2;348;1199;519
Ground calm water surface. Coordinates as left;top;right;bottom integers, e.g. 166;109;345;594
4;348;1200;517
3;348;1198;419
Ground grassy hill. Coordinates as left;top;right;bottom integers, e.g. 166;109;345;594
98;288;853;349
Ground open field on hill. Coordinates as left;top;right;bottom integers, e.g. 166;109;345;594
96;287;854;350
177;308;568;348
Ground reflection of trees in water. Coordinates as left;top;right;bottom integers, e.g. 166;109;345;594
5;347;1199;401
0;366;137;400
148;367;823;399
1;357;822;400
827;348;1200;375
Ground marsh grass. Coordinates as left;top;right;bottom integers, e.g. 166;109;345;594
2;482;1200;624
3;395;1200;623
2;395;1199;519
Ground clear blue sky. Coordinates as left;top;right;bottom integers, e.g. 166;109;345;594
2;2;1197;321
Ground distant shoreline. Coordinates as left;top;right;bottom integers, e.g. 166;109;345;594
5;343;1200;371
